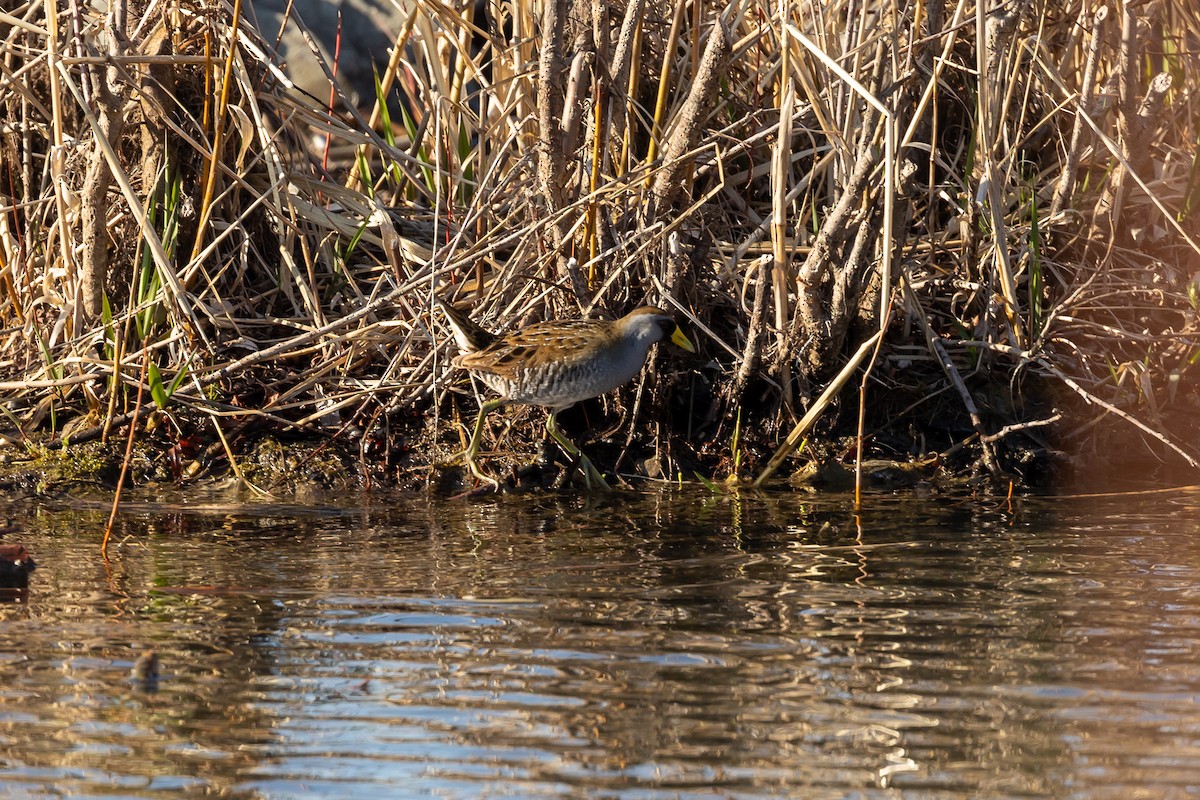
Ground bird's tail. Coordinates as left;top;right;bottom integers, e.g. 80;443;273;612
433;296;496;353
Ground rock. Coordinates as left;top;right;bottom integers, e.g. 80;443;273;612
248;0;410;107
0;543;36;590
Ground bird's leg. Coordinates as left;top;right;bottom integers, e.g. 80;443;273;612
545;410;610;490
458;398;505;489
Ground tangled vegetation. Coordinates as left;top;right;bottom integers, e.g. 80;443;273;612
0;0;1197;493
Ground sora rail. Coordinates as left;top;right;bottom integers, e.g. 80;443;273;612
438;300;695;489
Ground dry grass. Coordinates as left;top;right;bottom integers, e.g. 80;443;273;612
1;0;1198;488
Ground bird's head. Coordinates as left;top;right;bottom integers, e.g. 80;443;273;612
619;307;696;352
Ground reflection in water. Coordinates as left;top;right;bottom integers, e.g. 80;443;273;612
0;487;1199;797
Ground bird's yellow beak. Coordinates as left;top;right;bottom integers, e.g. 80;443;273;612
671;326;696;353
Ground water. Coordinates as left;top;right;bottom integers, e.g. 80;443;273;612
1;485;1199;798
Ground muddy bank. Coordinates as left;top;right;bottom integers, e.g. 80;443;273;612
0;372;1065;498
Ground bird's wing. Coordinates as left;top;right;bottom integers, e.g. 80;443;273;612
454;319;612;375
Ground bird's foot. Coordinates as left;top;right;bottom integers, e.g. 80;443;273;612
464;454;501;492
575;453;610;491
436;449;501;493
